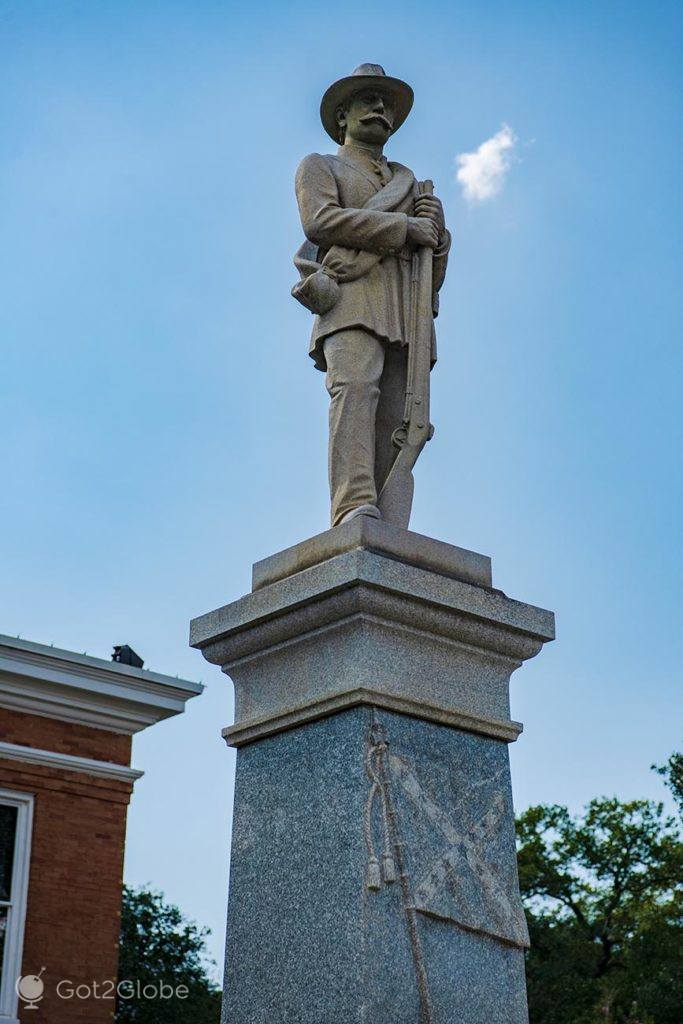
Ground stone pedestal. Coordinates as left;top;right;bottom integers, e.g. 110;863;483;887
190;519;554;1024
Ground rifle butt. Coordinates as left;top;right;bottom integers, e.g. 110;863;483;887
377;441;426;529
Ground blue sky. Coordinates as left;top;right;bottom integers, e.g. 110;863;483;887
2;0;681;972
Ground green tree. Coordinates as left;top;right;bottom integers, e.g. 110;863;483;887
517;787;682;1024
653;751;683;818
116;886;221;1023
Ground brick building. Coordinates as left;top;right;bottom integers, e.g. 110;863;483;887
0;634;202;1024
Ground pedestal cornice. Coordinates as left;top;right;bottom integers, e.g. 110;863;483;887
191;524;554;747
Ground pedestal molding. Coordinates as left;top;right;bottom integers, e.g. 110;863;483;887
192;563;552;671
222;610;523;674
190;549;555;658
192;539;554;743
222;687;523;747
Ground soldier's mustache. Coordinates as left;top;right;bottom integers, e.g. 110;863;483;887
359;113;393;130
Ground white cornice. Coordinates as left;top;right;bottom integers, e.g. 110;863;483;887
0;635;203;735
0;741;144;782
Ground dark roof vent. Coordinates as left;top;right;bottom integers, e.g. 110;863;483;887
112;645;144;669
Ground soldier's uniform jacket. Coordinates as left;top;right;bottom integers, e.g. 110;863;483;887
294;145;451;372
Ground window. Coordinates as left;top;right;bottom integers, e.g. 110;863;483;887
0;791;33;1024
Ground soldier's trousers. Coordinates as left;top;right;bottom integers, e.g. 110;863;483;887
323;329;407;526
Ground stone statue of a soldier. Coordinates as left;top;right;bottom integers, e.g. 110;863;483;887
293;64;451;528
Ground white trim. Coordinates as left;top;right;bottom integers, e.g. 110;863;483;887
0;743;143;783
0;790;33;1022
0;635;203;735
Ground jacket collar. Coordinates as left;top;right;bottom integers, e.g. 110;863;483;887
333;145;388;190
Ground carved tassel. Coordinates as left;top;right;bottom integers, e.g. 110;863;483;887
382;852;397;884
366;856;381;891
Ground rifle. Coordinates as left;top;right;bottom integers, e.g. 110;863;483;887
377;180;435;528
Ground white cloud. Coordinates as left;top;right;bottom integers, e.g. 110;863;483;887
456;125;517;202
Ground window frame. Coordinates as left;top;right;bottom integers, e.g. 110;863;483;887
0;790;34;1024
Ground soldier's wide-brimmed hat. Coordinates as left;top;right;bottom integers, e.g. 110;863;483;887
320;63;414;142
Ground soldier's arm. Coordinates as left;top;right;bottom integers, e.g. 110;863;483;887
295;154;408;255
414;192;451;296
432;229;451;296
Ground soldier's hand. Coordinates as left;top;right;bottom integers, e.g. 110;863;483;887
414;195;445;238
406;216;439;249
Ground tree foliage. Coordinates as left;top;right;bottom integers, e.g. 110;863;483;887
653;752;683;819
116;886;221;1023
517;761;683;1024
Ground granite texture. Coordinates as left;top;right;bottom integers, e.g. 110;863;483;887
222;687;522;748
192;530;553;1022
191;549;553;658
222;707;529;1024
252;518;492;592
190;534;554;746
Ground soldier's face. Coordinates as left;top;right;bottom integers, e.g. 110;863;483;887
340;90;395;146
